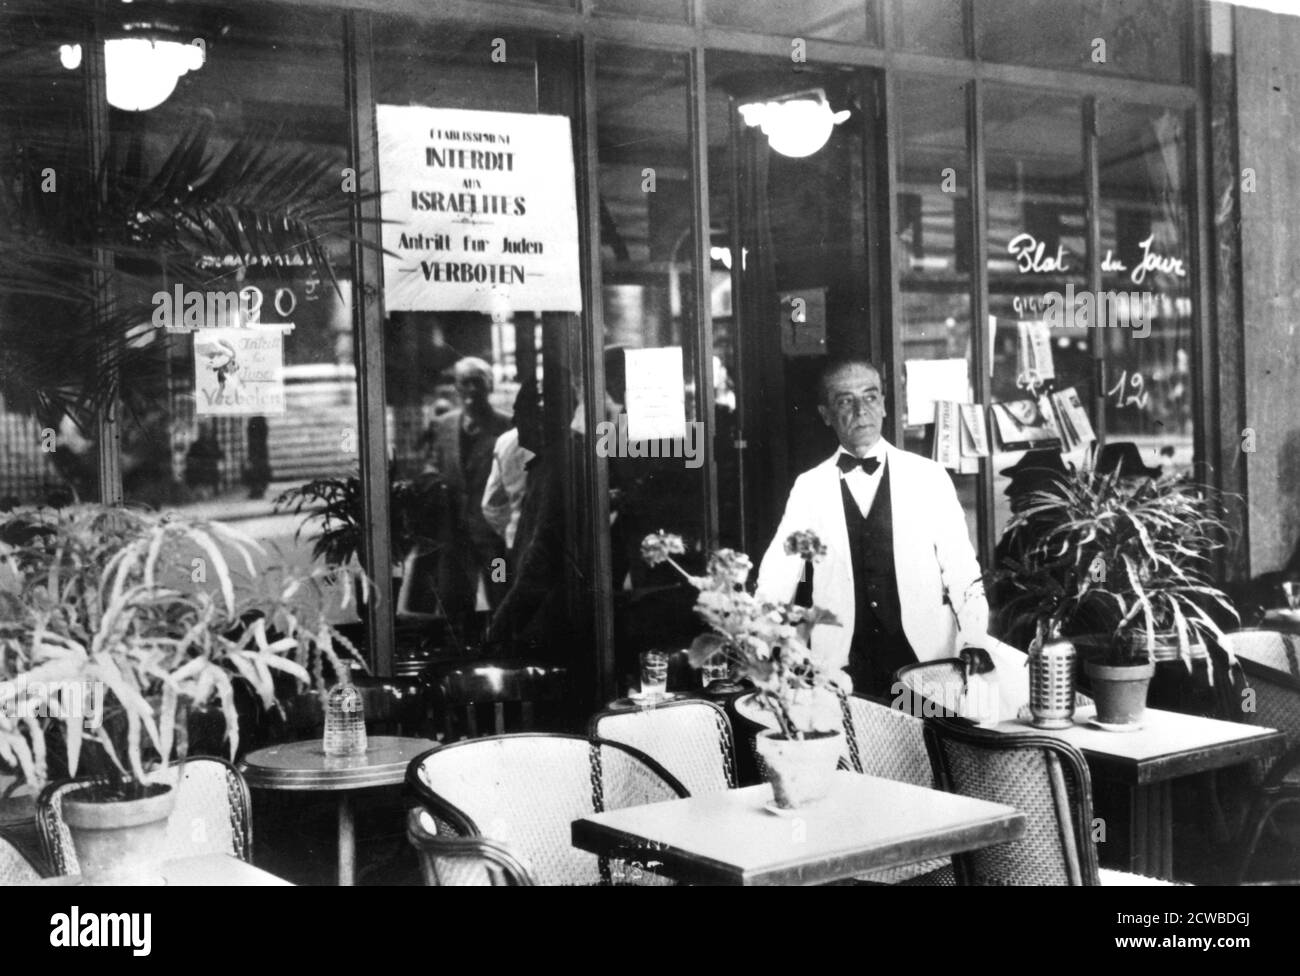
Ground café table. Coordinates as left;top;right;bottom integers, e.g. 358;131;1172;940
1262;608;1300;636
240;735;435;886
571;770;1025;885
36;853;291;886
988;704;1285;878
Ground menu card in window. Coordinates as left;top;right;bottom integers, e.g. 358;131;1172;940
624;346;687;442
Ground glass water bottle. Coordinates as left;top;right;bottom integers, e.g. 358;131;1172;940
323;664;368;757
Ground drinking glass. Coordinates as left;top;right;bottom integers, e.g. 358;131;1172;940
1284;581;1300;611
639;650;669;699
699;653;730;688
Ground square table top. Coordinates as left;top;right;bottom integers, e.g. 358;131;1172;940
988;705;1286;784
571;771;1024;886
36;853;292;886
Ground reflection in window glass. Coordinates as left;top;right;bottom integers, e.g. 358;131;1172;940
0;6;96;507
706;0;877;45
597;46;709;691
984;88;1088;539
111;6;357;593
1097;101;1194;479
372;23;586;671
974;0;1188;83
895;0;967;57
895;75;977;543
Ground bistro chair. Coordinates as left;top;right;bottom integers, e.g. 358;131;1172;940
428;659;569;742
406;732;688;886
837;693;953;885
0;834;42;884
923;717;1172;885
406;807;537;886
588;698;737;795
1223;630;1300;881
37;756;252;877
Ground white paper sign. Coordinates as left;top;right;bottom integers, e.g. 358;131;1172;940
624;347;687;442
905;358;970;426
193;328;285;416
377;105;582;313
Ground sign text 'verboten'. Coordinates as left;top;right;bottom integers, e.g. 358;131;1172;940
377;105;582;313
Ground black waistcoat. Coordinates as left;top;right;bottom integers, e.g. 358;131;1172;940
841;463;915;697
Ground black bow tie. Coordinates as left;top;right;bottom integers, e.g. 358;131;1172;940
837;453;881;475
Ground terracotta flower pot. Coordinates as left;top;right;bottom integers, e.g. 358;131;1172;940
62;785;176;885
1084;660;1156;728
754;729;842;809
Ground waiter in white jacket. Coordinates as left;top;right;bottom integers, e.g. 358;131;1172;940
757;357;991;698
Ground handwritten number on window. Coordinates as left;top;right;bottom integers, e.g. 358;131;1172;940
1107;370;1149;410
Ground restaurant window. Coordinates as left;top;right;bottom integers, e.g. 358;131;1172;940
706;0;880;46
596;44;709;690
894;75;978;543
370;20;590;672
1096;99;1196;478
592;0;691;22
973;0;1189;84
893;0;969;57
103;5;360;584
983;87;1089;538
0;5;98;507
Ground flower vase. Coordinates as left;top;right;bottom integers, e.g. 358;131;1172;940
323;665;367;757
754;729;842;810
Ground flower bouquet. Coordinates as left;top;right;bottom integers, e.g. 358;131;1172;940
640;530;846;739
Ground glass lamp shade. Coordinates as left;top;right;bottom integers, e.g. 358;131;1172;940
739;97;851;159
104;37;204;112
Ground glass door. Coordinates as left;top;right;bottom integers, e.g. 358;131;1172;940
706;52;886;555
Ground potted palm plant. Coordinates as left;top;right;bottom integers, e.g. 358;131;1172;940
993;465;1238;728
0;504;366;883
642;530;847;809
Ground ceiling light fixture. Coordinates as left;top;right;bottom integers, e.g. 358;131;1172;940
57;15;206;113
738;89;851;159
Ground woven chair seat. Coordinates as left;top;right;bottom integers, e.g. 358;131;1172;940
407;733;688;886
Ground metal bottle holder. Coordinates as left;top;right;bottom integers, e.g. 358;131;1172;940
1028;633;1077;729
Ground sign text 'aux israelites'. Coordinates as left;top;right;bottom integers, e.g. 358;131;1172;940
376;106;582;313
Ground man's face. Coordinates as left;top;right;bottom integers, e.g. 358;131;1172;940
818;363;886;455
455;372;490;411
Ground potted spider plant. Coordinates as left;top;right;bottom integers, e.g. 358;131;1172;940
0;504;366;883
993;465;1238;728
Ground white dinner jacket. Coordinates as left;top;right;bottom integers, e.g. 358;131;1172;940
756;441;991;676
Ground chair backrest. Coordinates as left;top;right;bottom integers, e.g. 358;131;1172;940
895;659;967;716
429;659;569;741
0;835;41;884
923;717;1101;886
838;693;933;788
37;756;252;877
1225;630;1300;746
588;699;737;795
406;733;688;886
406;808;537;886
